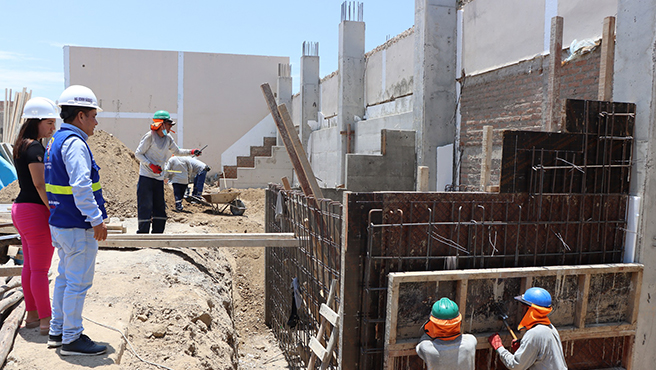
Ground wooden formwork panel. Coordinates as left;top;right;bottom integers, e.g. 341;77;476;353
384;263;642;370
342;192;628;370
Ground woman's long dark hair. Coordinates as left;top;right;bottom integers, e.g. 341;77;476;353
13;119;42;160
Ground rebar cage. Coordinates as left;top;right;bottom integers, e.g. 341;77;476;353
265;184;343;369
344;192;628;369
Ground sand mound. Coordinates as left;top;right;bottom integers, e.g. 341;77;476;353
0;130;144;218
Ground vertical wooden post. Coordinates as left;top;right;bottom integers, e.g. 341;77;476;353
480;126;493;191
598;16;616;101
574;274;591;329
546;16;563;132
417;166;429;191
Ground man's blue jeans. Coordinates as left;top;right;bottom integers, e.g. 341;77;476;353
192;170;207;196
49;226;98;344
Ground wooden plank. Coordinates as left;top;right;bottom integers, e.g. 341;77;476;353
281;176;292;190
0;301;25;367
0;266;22;277
309;337;327;359
480;125;493;191
598;16;616;101
319;303;338;326
320;324;339;370
627;269;642;325
546;16;563;132
575;274;591;328
261;83;323;201
456;279;468;319
98;233;299;248
308;279;338;370
278;104;323;199
388;264;643;284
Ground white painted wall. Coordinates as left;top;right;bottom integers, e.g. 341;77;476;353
221;113;277;167
67;46;288;175
462;0;618;75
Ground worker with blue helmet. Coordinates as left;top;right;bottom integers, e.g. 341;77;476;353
488;287;568;370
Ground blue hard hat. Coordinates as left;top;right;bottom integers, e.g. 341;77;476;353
515;287;552;308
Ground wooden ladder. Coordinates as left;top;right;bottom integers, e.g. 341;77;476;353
307;279;340;370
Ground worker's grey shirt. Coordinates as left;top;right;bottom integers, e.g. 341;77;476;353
165;156;206;184
416;333;477;370
497;324;568;370
134;131;192;181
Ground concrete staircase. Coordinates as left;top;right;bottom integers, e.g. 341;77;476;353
220;137;293;189
222;137;277;179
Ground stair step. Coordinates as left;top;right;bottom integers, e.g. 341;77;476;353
251;145;272;157
222;165;238;179
263;137;277;148
236;156;255;168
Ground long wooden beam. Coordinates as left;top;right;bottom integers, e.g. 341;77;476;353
0;267;22;277
261;83;323;200
98;233;299;248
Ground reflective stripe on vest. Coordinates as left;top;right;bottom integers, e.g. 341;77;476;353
46;182;102;195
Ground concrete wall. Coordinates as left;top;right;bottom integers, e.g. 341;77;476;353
308;126;342;188
462;0;617;74
345;130;416;192
320;73;338;122
613;0;656;367
365;29;414;106
66;46;288;175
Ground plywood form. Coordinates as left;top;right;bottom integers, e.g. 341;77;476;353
384;263;643;370
342;191;628;370
500;99;635;194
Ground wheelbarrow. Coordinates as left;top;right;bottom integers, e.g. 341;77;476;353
201;191;246;216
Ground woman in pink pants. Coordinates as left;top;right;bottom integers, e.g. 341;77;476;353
12;97;58;335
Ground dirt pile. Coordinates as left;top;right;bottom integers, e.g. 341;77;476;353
0;130;167;218
87;130;140;218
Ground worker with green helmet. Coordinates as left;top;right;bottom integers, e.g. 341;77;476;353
416;297;477;369
134;110;202;233
488;287;568;370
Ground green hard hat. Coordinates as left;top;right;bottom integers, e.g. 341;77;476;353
431;298;459;320
153;110;171;120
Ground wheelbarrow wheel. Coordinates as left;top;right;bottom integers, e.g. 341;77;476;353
230;199;246;216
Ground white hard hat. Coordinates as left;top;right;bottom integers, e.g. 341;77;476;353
57;85;103;112
22;97;60;119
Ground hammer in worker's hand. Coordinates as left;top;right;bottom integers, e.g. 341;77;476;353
493;302;517;341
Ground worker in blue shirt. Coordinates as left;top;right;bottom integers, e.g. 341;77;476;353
44;85;108;356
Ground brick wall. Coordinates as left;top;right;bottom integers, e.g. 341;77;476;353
458;47;601;188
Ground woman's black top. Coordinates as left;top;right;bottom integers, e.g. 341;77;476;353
14;140;46;205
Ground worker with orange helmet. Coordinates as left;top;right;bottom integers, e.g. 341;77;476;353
134;110;201;233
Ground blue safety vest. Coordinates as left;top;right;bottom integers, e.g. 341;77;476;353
44;127;107;229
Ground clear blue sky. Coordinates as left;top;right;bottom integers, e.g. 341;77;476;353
0;0;414;102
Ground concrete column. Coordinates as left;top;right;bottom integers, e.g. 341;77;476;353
613;1;656;368
276;63;292;146
337;6;365;186
412;0;458;191
300;42;320;151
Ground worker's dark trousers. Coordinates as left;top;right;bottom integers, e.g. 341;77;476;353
172;183;188;210
137;175;166;234
192;170;207;196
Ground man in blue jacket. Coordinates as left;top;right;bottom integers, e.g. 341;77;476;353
44;85;108;356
